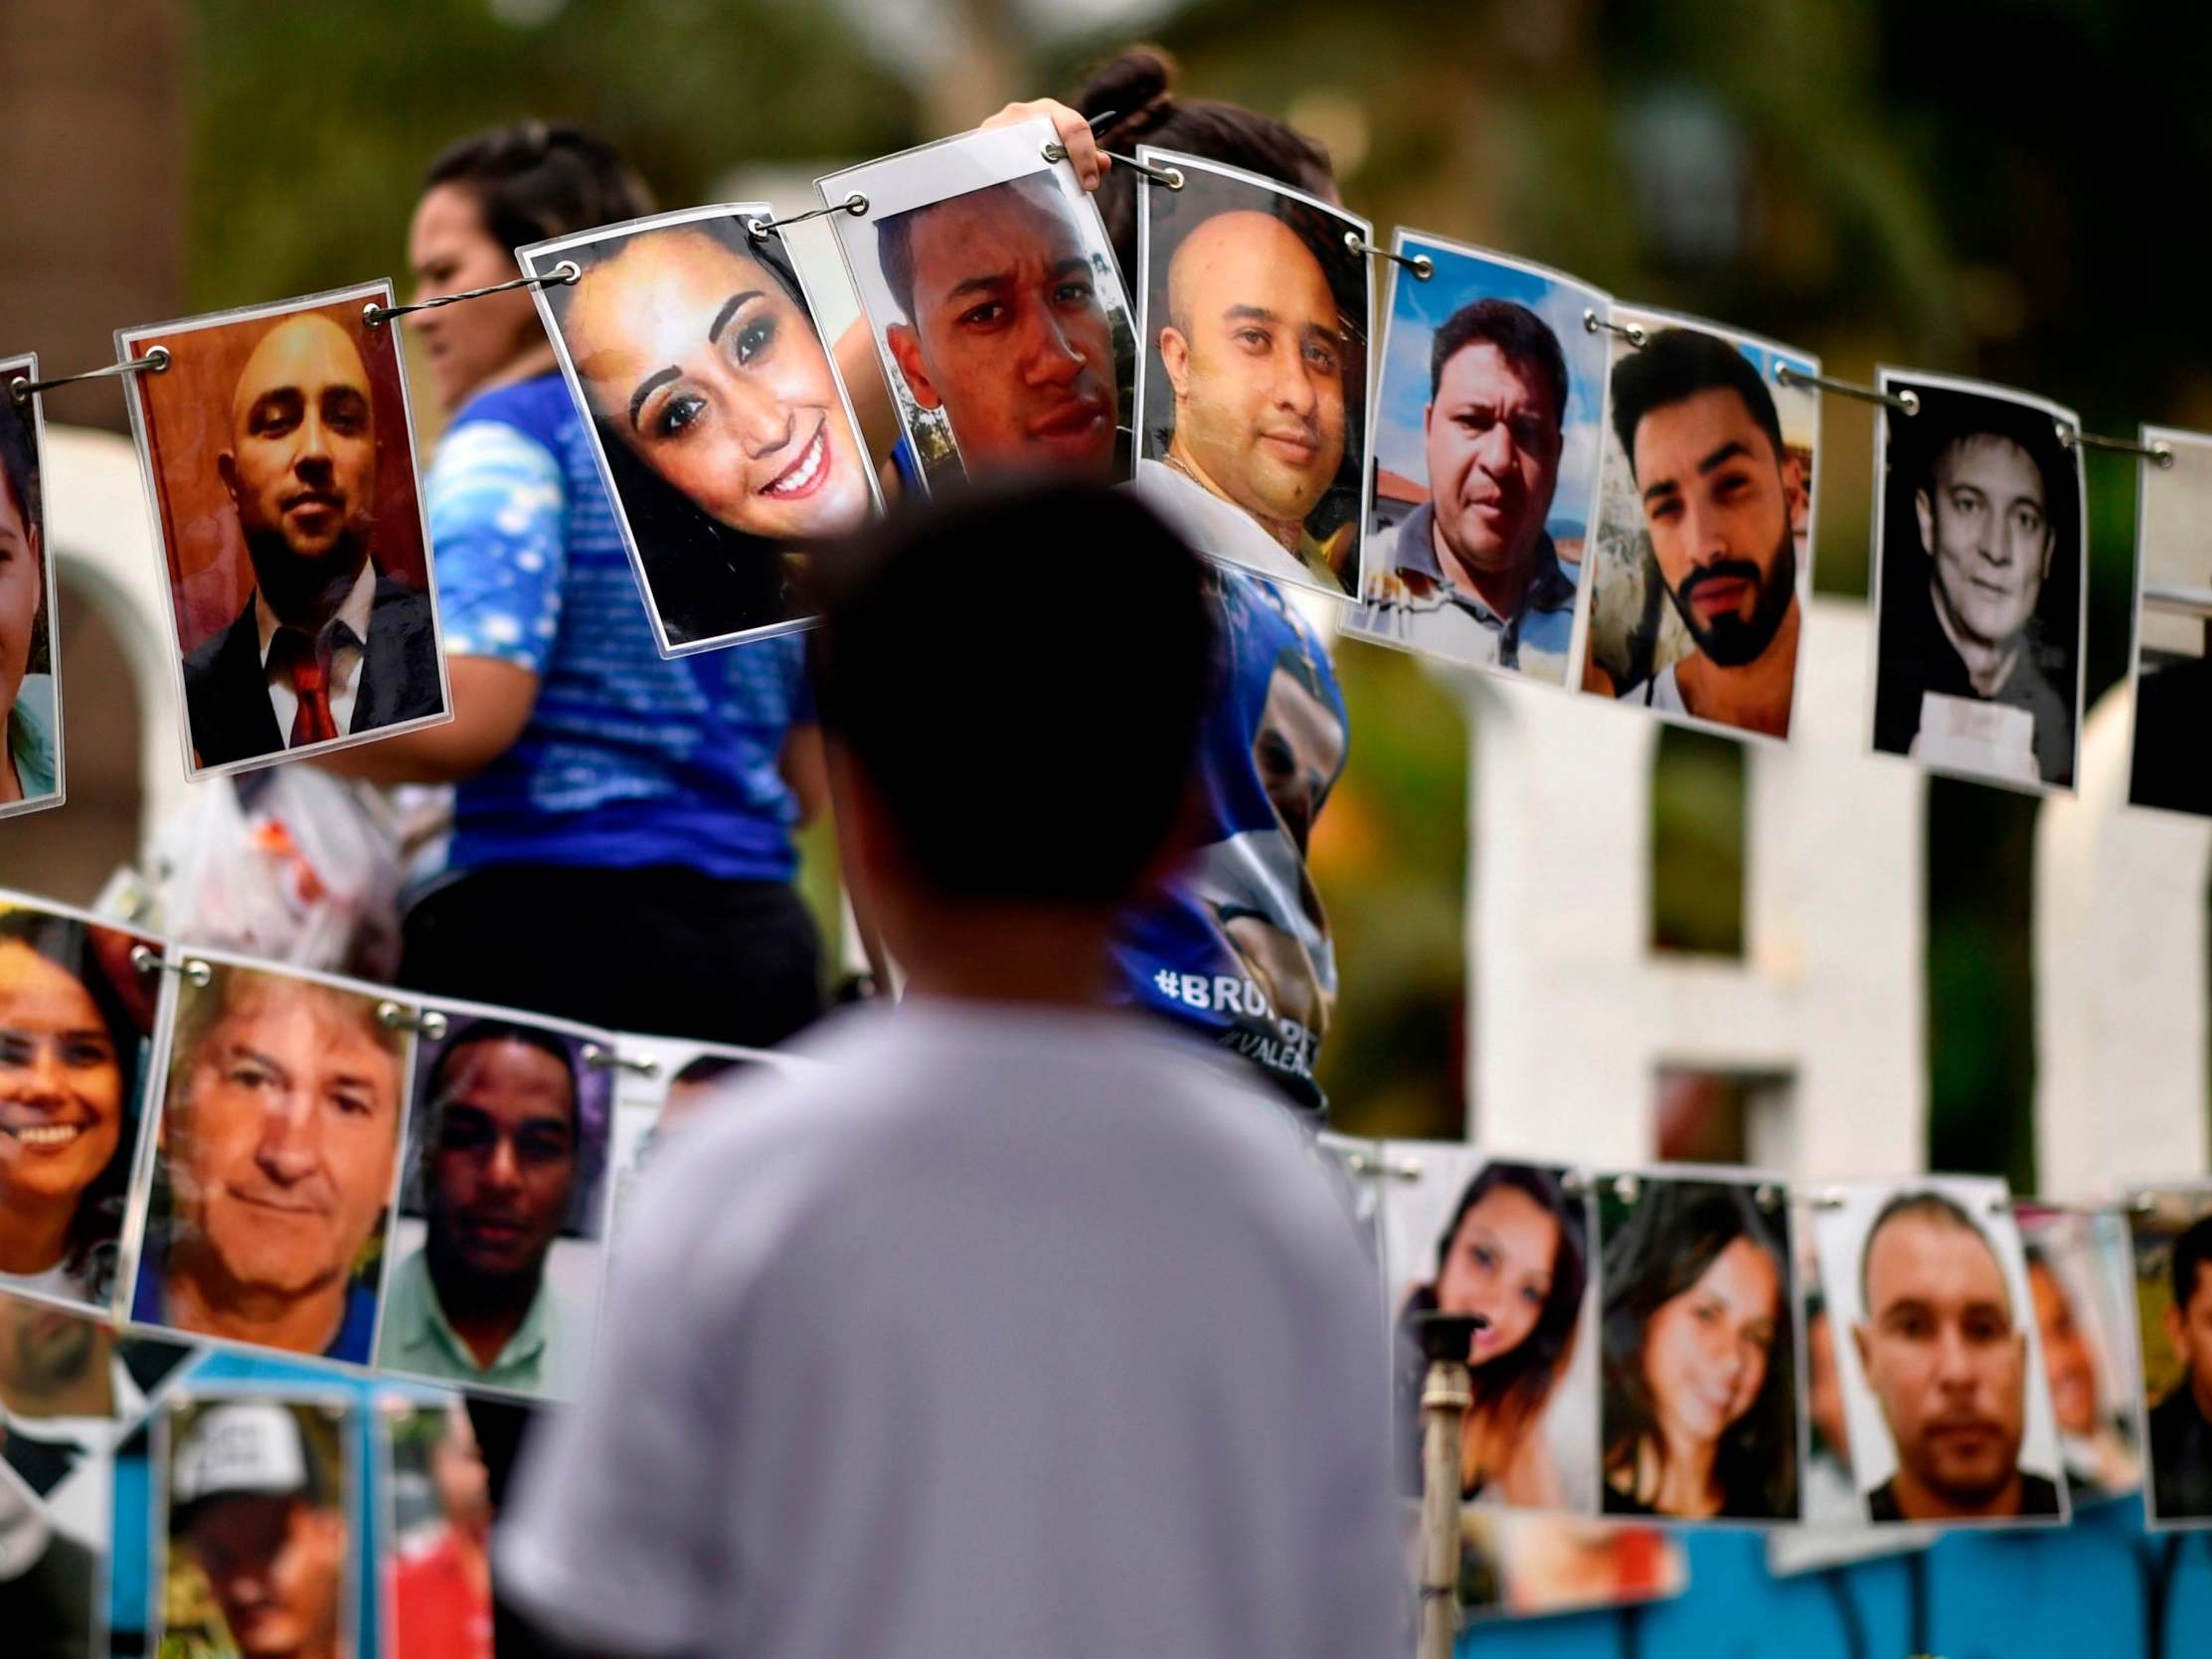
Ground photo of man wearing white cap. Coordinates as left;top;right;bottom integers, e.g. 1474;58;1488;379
164;1397;350;1659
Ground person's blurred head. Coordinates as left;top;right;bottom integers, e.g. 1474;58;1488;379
567;224;871;540
878;174;1117;479
1430;1163;1588;1435
0;398;43;746
0;910;144;1273
1422;300;1567;586
1611;328;1799;669
411;121;652;411
2023;1246;2100;1437
1912;413;2058;655
1602;1182;1793;1516
1854;1190;2029;1514
421;1022;580;1299
172;1402;344;1659
810;483;1213;979
1075;46;1336;281
2166;1214;2212;1403
1159;209;1348;537
220;314;377;622
164;968;404;1334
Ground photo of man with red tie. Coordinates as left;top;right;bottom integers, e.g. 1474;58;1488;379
120;286;448;774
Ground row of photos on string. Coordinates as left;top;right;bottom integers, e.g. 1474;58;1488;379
5;873;2212;1541
1;117;2203;819
0;889;808;1656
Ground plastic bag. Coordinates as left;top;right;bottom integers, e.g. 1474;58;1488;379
147;767;406;979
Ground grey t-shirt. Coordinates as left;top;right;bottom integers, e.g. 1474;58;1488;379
498;1000;1398;1659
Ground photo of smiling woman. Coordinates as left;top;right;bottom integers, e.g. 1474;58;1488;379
0;359;61;817
0;900;160;1310
1394;1158;1593;1509
1599;1175;1799;1522
521;206;877;656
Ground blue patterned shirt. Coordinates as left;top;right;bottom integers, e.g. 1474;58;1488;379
424;376;809;883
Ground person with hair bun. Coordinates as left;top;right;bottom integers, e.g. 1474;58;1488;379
322;123;831;1053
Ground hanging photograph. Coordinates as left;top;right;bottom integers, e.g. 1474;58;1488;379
1869;369;2085;791
0;356;63;818
127;954;416;1365
2012;1201;2141;1506
1129;147;1371;599
518;205;881;657
818;118;1134;493
1594;1169;1801;1523
605;1034;800;1244
0;890;168;1315
2126;426;2212;816
1377;1141;1599;1514
375;1004;615;1403
116;283;452;778
154;1391;358;1659
2124;1183;2212;1529
1448;1512;1687;1625
1345;235;1607;686
1577;308;1818;740
378;1390;515;1659
1810;1175;2070;1528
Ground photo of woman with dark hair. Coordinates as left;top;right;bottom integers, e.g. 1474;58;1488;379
0;902;159;1309
1396;1159;1592;1507
0;358;60;817
1600;1176;1798;1521
521;207;877;654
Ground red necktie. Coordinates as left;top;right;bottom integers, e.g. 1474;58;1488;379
272;627;339;747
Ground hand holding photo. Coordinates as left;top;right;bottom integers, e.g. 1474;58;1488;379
128;957;412;1364
1346;236;1607;686
818;119;1135;492
1869;370;2084;791
520;206;880;655
1578;311;1817;740
0;358;62;818
1129;147;1371;599
1811;1176;2069;1528
117;284;452;777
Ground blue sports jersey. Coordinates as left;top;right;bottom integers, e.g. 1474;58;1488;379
1112;569;1349;1113
423;376;809;885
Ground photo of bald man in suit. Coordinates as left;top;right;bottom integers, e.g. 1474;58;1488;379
181;309;443;767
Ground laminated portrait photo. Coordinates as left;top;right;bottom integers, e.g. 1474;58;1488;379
0;889;171;1317
1868;369;2086;793
377;1389;518;1659
153;1390;358;1659
604;1033;806;1246
1377;1141;1599;1516
519;206;881;657
1446;1510;1687;1626
1344;234;1608;688
1130;147;1372;601
0;356;64;819
1810;1175;2071;1530
2012;1202;2141;1508
818;119;1135;494
374;1003;617;1404
2124;1183;2212;1530
123;953;419;1367
1593;1168;1802;1525
116;283;453;779
1577;308;1819;742
2125;426;2212;817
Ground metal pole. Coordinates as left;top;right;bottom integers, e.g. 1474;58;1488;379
1414;1311;1482;1659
